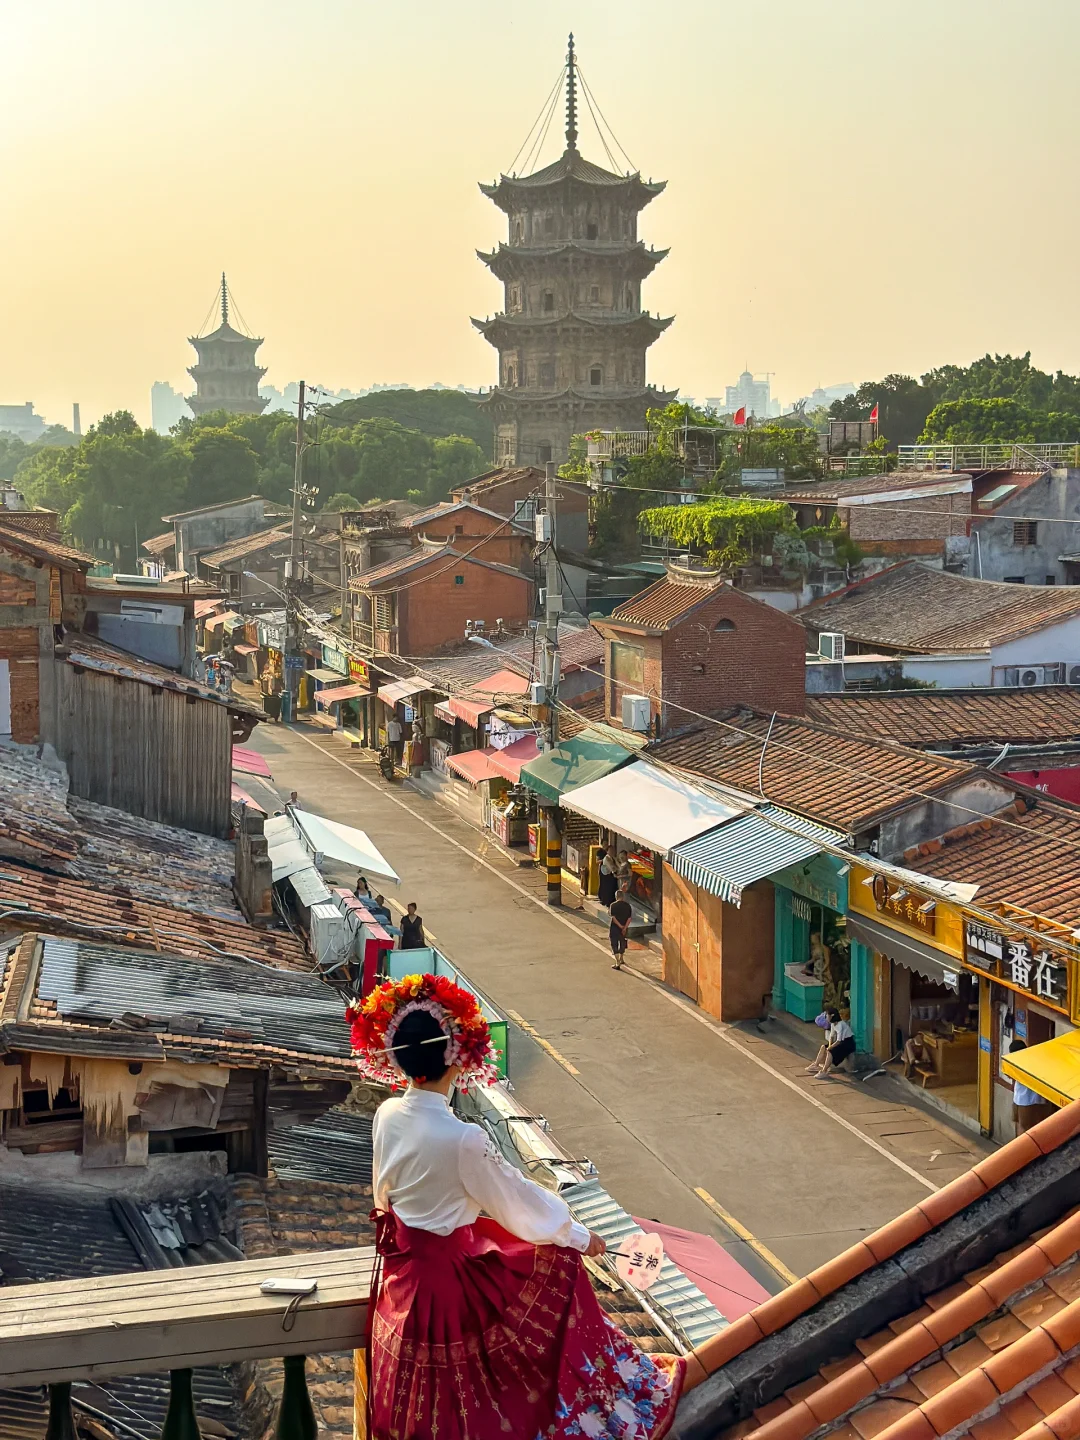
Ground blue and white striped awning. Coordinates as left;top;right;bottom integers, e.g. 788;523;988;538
667;806;845;908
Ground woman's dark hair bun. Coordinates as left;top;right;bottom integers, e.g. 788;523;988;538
393;1007;450;1083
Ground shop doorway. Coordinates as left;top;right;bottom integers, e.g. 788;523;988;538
892;963;979;1121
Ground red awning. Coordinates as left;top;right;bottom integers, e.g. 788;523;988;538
204;610;240;632
434;701;457;725
446;747;505;785
470;667;531;699
232;643;258;656
631;1217;771;1320
488;734;540;782
195;598;223;619
316;683;370;708
232;746;273;778
230;781;266;813
449;695;493;728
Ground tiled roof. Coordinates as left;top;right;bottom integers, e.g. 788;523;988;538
784;471;973;503
0;858;309;969
482;151;663;192
2;933;355;1074
452;465;547;496
403;499;527;532
805;688;1080;748
140;531;176;556
648;710;971;831
689;1101;1080;1440
356;544;531;590
904;795;1080;929
62;632;264;718
801;563;1080;653
0;523;95;571
162;495;268;522
607;573;727;630
199;525;292;569
0;1178;241;1440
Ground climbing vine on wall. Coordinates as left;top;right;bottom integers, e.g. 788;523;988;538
637;496;797;569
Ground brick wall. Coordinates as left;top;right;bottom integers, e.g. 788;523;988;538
661;586;806;725
840;492;969;547
0;628;40;741
383;558;534;654
414;516;533;572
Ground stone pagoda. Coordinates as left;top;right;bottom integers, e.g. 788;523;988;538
474;36;673;466
186;274;269;417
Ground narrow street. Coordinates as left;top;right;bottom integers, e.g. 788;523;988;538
251;721;992;1283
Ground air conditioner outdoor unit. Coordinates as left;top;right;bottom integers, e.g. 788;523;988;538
622;694;651;732
1020;668;1043;687
1070;665;1080;686
818;631;845;662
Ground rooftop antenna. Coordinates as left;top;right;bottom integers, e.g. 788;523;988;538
221;272;229;328
565;33;578;153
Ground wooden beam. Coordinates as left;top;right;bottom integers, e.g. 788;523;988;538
0;1247;374;1387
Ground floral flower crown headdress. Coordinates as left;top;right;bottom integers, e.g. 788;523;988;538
347;973;499;1088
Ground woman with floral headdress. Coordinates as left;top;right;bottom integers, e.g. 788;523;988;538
349;973;706;1440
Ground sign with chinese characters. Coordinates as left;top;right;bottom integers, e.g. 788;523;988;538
348;656;369;684
321;645;349;676
615;1232;664;1292
872;875;937;935
963;919;1070;1012
772;854;847;913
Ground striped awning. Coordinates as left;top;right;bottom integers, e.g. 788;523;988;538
667;806;845;908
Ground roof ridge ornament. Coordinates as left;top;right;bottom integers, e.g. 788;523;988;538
565;33;578;153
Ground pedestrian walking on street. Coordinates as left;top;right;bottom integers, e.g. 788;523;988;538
289;790;299;808
353;973;694;1440
608;885;633;970
616;849;632;894
400;902;425;949
264;690;281;723
386;714;404;766
597;846;617;907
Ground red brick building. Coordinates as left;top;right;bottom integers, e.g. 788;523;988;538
593;564;807;734
352;545;534;655
451;467;591;554
402;500;534;574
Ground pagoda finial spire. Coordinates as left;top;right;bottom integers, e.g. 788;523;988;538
221;272;229;328
565;33;578;153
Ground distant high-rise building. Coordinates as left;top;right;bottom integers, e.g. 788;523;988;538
150;382;187;434
474;35;674;466
72;403;81;438
185;274;269;417
0;403;45;443
712;370;777;419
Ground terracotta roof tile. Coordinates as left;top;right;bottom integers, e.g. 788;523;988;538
608;573;728;630
805;689;1080;750
947;1338;997;1376
1028;1378;1078;1417
922;1369;1000;1434
852;1399;927;1440
648;709;970;831
913;1361;962;1399
1012;1290;1068;1332
801;562;1080;653
971;1414;1021;1440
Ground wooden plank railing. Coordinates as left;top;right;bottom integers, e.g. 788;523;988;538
0;1247;374;1440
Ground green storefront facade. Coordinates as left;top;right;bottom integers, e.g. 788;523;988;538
771;853;873;1052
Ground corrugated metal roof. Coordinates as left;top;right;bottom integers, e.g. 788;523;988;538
520;727;635;804
668;807;846;906
562;1178;728;1351
268;1108;374;1185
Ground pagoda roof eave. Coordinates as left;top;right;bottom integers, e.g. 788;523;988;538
477;242;669;277
477;384;677;409
479;165;664;213
472;311;674;339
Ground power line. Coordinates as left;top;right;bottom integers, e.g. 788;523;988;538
506;66;565;176
576;65;636;172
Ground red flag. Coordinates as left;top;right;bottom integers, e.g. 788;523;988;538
869;403;879;424
733;406;746;427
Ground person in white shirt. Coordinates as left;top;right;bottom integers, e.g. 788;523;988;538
385;714;403;765
352;973;704;1439
806;1007;856;1078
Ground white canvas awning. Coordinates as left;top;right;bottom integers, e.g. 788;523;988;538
269;837;315;882
292;809;400;885
560;760;746;857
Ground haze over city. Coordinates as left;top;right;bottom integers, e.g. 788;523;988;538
5;0;1080;428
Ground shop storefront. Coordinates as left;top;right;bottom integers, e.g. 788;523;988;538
519;728;637;881
962;917;1076;1143
771;852;853;1028
376;678;437;762
849;865;978;1124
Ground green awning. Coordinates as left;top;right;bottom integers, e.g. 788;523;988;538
519;728;635;805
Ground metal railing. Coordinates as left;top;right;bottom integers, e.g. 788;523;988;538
586;431;653;460
0;1247;373;1440
895;442;1080;472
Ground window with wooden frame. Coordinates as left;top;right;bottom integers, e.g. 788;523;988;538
1013;520;1038;546
374;594;395;631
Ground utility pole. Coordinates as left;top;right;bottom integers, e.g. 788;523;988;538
540;461;562;906
284;380;306;723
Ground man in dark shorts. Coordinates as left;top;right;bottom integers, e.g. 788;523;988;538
608;886;633;970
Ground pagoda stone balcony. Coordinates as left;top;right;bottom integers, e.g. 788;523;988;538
0;1246;374;1440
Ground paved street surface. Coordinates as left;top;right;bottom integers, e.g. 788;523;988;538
251;722;992;1284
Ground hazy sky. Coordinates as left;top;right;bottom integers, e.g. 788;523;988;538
5;0;1080;429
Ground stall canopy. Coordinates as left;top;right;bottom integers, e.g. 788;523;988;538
448;695;494;728
559;759;745;857
232;746;273;778
845;911;961;991
488;734;540;782
469;669;531;699
667;806;845;908
446;749;505;786
203;610;240;632
292;809;400;885
315;683;370;708
233;643;258;656
305;667;344;685
377;677;430;706
1003;1031;1080;1108
519;728;635;805
433;701;457;726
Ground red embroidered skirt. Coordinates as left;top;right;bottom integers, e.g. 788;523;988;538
369;1212;685;1440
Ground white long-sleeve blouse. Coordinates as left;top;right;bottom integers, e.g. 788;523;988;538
372;1087;590;1252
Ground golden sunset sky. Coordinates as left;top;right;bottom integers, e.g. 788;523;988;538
4;0;1080;428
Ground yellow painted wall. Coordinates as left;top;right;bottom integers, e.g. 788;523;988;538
849;863;965;959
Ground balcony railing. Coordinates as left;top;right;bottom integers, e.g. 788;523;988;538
895;442;1080;472
0;1247;373;1439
